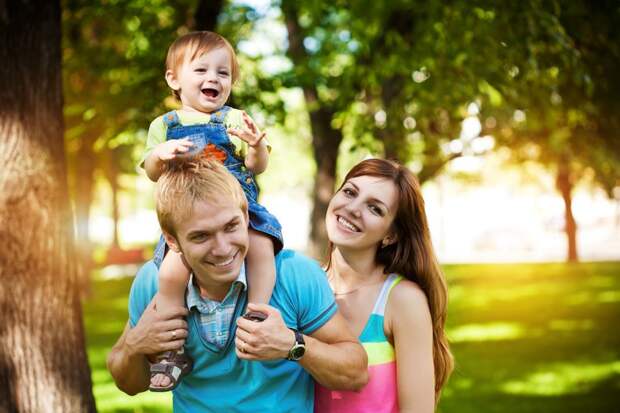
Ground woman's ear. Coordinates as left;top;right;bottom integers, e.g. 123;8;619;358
381;229;398;248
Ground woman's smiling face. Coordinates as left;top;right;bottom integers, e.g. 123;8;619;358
326;175;399;252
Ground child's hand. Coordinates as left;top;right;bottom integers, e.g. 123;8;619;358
153;139;194;161
227;112;266;148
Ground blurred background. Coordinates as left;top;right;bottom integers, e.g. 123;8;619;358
59;0;619;411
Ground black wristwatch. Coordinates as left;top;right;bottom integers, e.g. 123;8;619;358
286;329;306;361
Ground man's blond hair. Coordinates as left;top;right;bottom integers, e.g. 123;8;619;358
156;157;248;237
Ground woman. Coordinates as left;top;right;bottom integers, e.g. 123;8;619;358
315;158;453;412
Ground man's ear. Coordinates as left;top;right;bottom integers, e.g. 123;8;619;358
163;231;182;254
165;69;180;92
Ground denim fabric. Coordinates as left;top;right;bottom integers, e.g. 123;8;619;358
153;106;283;266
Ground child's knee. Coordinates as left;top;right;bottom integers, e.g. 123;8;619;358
249;230;275;251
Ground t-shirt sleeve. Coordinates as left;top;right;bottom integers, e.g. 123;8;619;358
138;117;167;169
276;251;337;335
128;260;160;327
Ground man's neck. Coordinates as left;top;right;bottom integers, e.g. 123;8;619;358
193;276;234;302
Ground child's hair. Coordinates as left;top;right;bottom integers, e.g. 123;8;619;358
165;31;240;100
156;156;248;237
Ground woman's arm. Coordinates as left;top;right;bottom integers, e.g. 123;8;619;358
387;281;436;413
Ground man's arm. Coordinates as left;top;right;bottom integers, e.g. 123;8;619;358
107;301;188;395
235;303;368;391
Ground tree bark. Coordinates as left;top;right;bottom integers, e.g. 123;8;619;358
0;1;96;412
556;159;579;263
282;0;343;259
193;0;224;31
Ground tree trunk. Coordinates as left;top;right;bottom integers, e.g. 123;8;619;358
556;159;578;263
306;96;343;259
193;0;224;31
0;1;96;412
104;150;121;248
282;0;344;259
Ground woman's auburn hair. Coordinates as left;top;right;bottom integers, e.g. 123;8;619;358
327;158;454;400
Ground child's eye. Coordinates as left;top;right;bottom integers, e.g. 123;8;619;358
219;70;230;76
225;223;238;232
195;68;206;73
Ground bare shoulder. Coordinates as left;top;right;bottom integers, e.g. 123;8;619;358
389;278;430;312
385;279;432;337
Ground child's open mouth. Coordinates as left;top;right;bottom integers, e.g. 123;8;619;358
202;88;219;98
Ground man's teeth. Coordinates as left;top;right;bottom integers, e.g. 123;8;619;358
212;254;235;267
338;216;359;232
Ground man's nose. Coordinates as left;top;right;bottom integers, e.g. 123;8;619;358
211;232;229;254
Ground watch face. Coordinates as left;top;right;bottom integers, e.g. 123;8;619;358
290;345;305;360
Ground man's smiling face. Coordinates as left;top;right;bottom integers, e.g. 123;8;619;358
164;197;249;299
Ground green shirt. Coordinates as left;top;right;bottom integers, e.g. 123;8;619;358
140;108;249;168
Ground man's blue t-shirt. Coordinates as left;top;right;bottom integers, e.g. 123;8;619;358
128;250;337;412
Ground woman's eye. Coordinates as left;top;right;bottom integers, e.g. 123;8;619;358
342;188;355;197
369;205;384;216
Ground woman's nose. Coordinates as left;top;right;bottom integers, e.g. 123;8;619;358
345;201;362;218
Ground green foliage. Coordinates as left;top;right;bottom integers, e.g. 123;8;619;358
478;0;620;195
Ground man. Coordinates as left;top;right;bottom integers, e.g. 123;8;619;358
107;158;368;412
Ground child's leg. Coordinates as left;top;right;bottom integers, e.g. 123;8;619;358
156;250;190;310
151;251;191;390
246;229;276;305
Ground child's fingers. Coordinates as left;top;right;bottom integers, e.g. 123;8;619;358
227;128;251;143
242;111;261;133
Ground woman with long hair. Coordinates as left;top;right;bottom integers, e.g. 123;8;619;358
315;158;453;412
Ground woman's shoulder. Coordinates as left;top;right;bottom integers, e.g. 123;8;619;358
386;277;432;333
389;277;428;308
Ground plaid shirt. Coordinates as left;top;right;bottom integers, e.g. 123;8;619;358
186;266;247;349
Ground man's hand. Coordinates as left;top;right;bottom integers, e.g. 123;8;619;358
235;303;295;360
153;139;194;161
126;299;189;358
227;112;266;148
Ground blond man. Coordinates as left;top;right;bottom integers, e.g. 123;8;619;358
107;158;368;412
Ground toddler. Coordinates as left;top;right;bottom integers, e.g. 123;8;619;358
141;31;282;392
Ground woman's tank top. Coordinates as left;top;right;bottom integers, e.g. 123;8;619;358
315;273;403;413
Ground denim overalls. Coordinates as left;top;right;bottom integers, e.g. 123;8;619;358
152;106;283;267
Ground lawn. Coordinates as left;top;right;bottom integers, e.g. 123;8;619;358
83;261;620;412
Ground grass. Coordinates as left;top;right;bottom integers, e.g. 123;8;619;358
83;261;620;412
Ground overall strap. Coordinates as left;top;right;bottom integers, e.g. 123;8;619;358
371;274;403;316
209;105;231;124
162;110;180;128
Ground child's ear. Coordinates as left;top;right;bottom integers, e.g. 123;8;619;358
165;69;180;91
163;231;182;254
